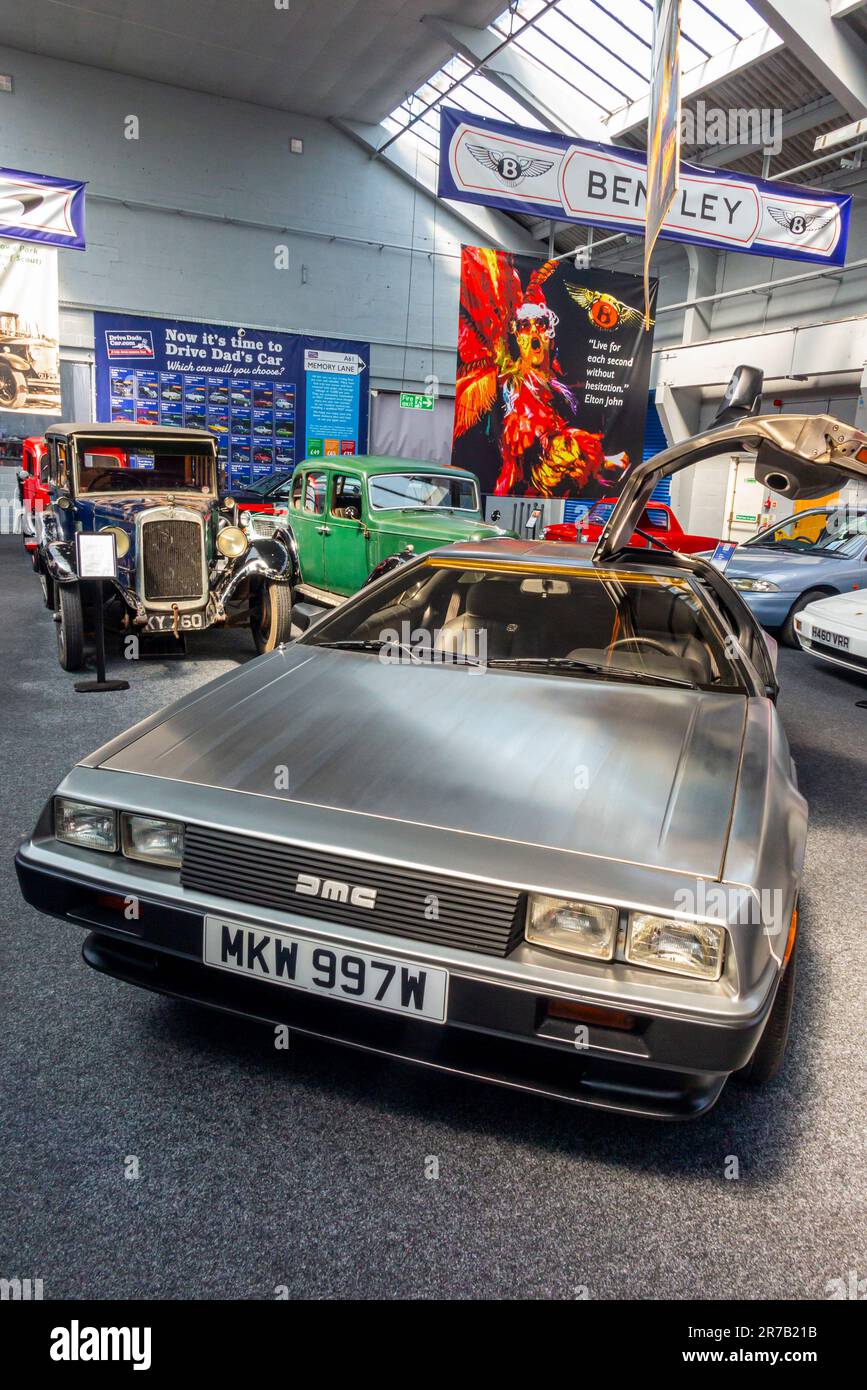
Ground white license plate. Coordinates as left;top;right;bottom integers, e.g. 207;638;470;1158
814;627;850;650
203;916;448;1023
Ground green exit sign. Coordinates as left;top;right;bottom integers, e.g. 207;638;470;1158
399;392;434;410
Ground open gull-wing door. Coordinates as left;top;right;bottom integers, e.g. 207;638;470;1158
595;398;867;563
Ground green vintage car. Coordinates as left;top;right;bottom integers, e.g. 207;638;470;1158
242;456;513;617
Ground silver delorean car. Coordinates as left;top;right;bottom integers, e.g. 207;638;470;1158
16;377;867;1118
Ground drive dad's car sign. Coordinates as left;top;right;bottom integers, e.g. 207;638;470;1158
438;107;851;267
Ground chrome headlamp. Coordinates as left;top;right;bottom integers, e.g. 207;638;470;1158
626;913;726;980
121;814;184;868
54;798;117;852
526;894;619;960
216;525;249;559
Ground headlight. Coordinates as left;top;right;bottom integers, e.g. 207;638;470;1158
99;525;130;559
216;525;249;559
627;913;725;980
55;798;117;852
239;510;252;527
526;894;618;960
730;578;780;593
121;814;184;868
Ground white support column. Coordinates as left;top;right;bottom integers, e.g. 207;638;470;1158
681;247;720;345
750;0;867;118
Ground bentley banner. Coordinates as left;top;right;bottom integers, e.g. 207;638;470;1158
0;165;86;250
0;237;61;414
438;107;851;266
451;247;656;499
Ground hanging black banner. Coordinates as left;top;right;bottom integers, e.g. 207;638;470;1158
451;248;657;499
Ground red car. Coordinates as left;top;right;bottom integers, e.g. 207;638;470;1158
545;498;720;554
17;435;49;555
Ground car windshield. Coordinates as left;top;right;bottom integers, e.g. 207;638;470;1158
743;508;867;558
249;471;292;495
368;472;479;511
75;440;215;495
303;560;744;690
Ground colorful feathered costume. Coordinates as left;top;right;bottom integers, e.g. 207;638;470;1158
454;247;628;497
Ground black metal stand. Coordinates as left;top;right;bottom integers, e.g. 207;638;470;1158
74;580;130;693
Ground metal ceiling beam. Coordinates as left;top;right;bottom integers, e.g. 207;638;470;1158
420;15;611;142
331;117;542;254
829;1;867;18
750;0;867;118
608;27;784;138
693;94;845;168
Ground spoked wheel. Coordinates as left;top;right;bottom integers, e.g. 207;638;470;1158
56;583;85;671
251;581;293;654
0;361;26;409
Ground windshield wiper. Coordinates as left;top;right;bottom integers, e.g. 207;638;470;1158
312;639;485;667
485;656;697;688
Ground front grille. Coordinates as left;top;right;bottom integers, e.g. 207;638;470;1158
806;637;866;670
142;518;204;601
181;825;525;958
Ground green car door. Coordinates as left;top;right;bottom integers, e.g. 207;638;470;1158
289;467;329;586
323;470;371;595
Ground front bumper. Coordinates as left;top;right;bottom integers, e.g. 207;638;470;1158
796;609;867;677
15;846;779;1120
731;589;794;628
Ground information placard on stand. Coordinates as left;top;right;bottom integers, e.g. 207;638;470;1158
73;533;130;693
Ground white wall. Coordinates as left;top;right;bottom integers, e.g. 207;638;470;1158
0;44;508;395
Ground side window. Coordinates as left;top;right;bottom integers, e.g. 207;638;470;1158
291;472;304;509
330;474;362;519
303;471;326;514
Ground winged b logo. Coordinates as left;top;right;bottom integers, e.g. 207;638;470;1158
467;144;555;188
766;205;837;237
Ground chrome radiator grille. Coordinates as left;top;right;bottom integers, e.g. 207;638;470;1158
181;825;525;958
141;518;204;601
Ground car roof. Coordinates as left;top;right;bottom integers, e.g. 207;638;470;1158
295;455;478;481
44;421;216;443
420;537;681;575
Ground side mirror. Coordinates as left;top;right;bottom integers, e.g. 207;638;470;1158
712;365;764;427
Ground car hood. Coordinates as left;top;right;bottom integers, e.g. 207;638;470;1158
95;646;747;880
802;589;867;621
74;496;215;525
724;548;839;586
375;511;513;541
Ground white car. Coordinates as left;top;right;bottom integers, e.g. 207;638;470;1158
794;590;867;677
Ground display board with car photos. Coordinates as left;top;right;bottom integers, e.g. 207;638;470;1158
94;311;370;490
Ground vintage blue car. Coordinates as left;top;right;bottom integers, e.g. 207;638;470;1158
722;505;867;644
35;422;295;671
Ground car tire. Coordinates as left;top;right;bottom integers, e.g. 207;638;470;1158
39;567;55;609
0;362;27;410
782;589;830;647
251;580;293;654
56;583;85;671
736;937;798;1086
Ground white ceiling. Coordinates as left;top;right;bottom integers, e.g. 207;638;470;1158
0;0;505;123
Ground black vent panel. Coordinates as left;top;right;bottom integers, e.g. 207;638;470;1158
142;518;203;601
182;825;525;958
